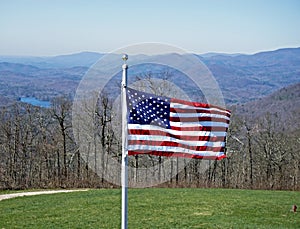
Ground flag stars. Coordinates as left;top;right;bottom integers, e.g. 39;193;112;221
127;89;170;128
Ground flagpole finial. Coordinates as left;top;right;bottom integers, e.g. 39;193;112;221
122;54;128;63
122;54;128;70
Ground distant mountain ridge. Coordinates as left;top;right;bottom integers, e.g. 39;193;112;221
0;52;103;68
0;47;299;106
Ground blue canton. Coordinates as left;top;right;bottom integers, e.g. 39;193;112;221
127;88;171;129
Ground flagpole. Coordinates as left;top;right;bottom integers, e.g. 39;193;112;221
121;54;128;229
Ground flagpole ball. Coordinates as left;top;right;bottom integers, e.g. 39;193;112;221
122;54;128;62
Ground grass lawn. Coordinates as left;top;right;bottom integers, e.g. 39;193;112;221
0;188;299;228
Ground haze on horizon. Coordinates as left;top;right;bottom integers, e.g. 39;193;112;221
1;0;300;56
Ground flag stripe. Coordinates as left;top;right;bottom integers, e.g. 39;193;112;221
170;116;230;123
128;150;226;160
171;98;231;113
170;107;231;118
127;145;225;155
170;111;230;120
129;123;228;132
170;121;229;128
170;125;229;132
128;129;226;141
128;140;225;152
128;135;225;147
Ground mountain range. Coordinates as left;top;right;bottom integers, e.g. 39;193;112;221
0;47;299;109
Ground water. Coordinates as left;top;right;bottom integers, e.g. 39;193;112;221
20;97;51;108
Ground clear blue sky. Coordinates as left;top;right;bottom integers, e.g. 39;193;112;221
1;0;300;56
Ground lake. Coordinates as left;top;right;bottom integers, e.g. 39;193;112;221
20;97;51;108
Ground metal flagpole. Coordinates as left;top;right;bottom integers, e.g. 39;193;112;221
121;54;128;229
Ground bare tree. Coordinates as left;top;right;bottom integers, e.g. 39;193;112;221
51;96;72;184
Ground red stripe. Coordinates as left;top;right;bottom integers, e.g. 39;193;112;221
170;126;228;132
170;116;230;123
171;98;231;113
128;150;226;160
170;107;231;117
128;129;225;141
128;140;225;152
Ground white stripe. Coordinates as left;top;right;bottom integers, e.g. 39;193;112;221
128;145;225;156
170;112;230;120
171;102;231;115
170;121;229;128
128;135;225;147
128;124;227;136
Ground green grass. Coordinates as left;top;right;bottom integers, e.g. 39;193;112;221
0;188;299;228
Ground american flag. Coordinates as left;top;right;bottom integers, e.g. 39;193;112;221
127;88;231;160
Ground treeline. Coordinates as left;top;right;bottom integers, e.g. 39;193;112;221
0;93;299;190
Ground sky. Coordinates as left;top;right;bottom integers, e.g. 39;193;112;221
1;0;300;56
